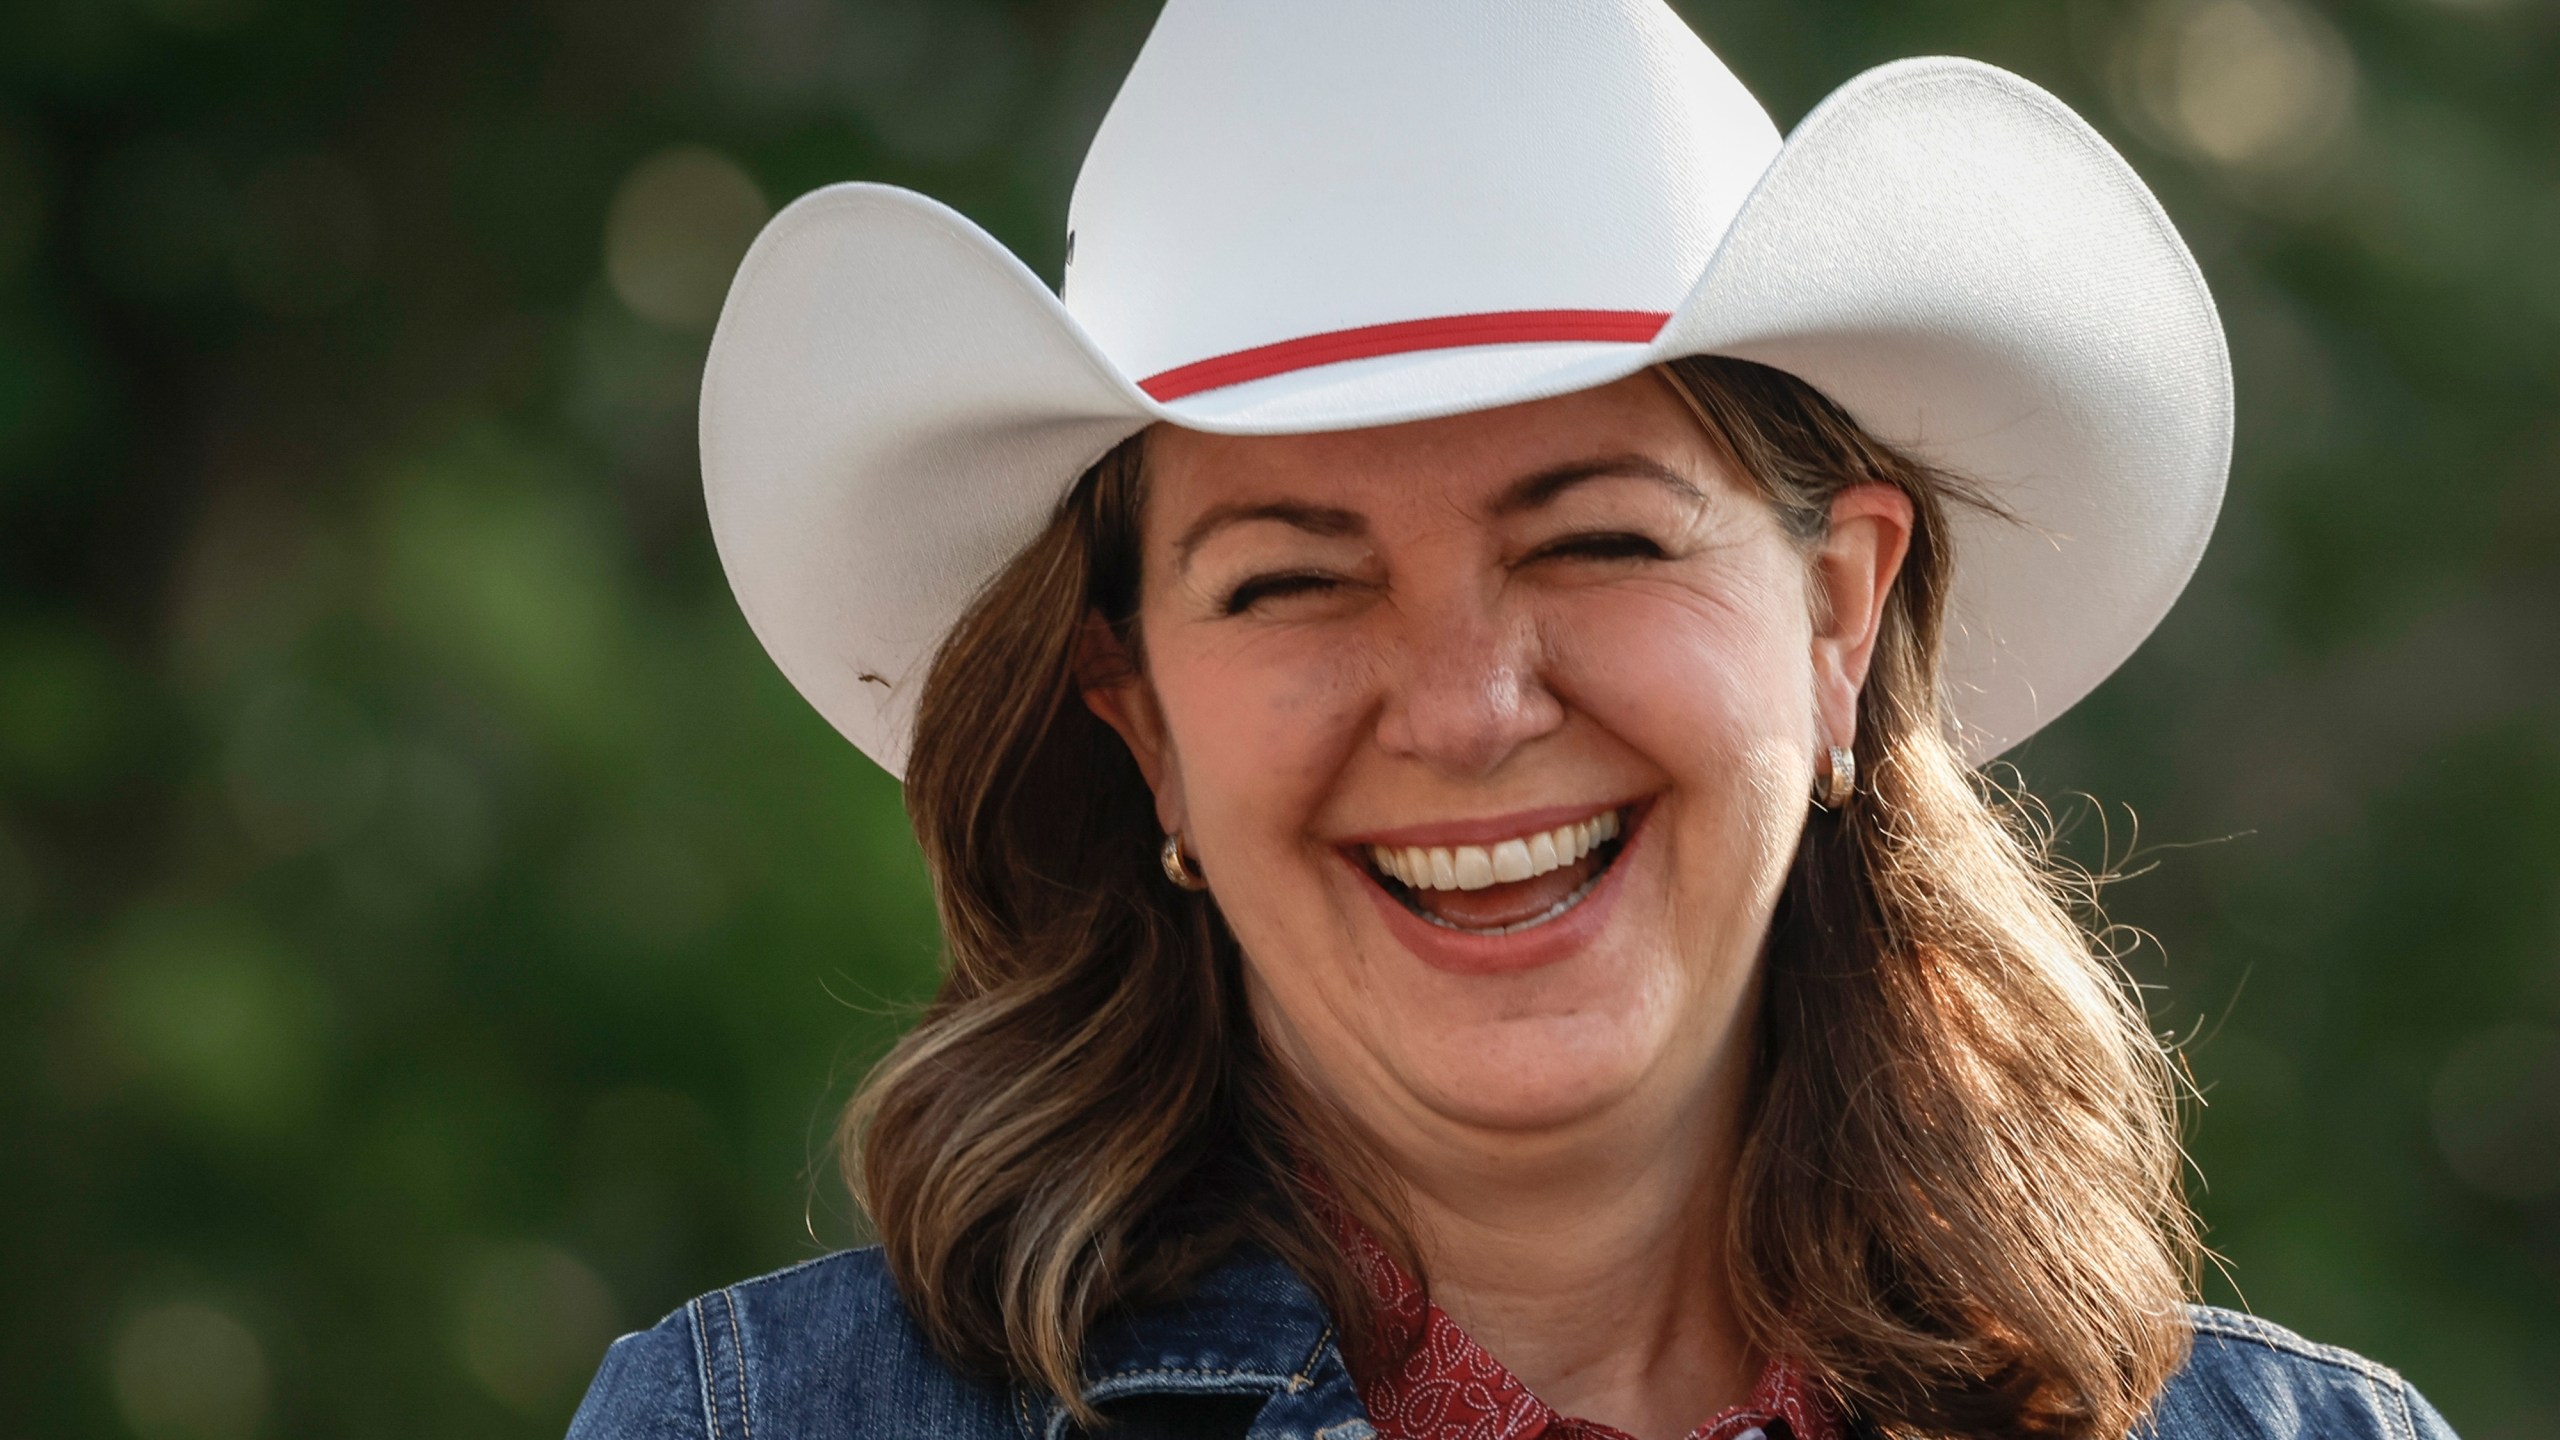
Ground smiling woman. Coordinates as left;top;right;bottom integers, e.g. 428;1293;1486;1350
857;356;2186;1440
569;1;2461;1437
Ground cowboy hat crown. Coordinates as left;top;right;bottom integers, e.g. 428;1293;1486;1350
1064;0;1780;401
701;0;2230;775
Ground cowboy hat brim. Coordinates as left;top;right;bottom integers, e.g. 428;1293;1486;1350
702;57;2229;776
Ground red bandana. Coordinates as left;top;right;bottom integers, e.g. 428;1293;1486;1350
1333;1216;1841;1440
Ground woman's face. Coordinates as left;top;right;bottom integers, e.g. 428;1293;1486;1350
1087;373;1909;1152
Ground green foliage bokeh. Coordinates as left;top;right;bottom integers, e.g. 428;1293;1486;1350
1;0;2555;1436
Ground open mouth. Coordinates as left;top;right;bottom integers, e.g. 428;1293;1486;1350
1354;805;1637;936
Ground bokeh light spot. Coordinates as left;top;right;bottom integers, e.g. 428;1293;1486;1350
110;1302;270;1440
452;1243;621;1412
2124;0;2359;175
603;146;767;332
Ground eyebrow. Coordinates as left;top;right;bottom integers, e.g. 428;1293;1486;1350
1490;454;1708;515
1174;500;1366;568
1170;454;1703;568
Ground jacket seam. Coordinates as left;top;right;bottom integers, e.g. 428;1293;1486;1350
719;1287;755;1440
1094;1366;1297;1385
688;1298;726;1440
2188;1311;2405;1388
2372;1375;2416;1440
1289;1323;1338;1393
2190;1309;2422;1437
2390;1378;2425;1440
1013;1381;1041;1440
1055;1364;1303;1438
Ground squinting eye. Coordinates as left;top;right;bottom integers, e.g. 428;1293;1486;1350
1533;532;1668;563
1221;571;1341;616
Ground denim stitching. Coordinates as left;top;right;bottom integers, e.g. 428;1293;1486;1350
2390;1379;2425;1440
1085;1366;1295;1389
720;1288;753;1440
1288;1323;1338;1395
1066;1364;1297;1435
2371;1376;2415;1440
1045;1385;1084;1440
2190;1308;2421;1438
2189;1310;2405;1387
688;1298;727;1440
1054;1363;1300;1424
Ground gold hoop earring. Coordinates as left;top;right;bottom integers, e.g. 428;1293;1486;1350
1159;832;1210;891
1814;744;1856;811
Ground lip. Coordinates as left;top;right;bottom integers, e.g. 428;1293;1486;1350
1343;797;1654;976
1334;798;1638;851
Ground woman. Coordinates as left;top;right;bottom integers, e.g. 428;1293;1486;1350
574;2;2457;1437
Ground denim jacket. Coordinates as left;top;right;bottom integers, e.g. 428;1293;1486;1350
567;1247;2459;1440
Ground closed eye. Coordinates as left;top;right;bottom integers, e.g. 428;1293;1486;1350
1221;571;1342;615
1528;532;1669;564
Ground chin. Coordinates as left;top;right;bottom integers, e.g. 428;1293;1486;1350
1391;1009;1673;1133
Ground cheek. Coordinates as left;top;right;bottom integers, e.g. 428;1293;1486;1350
1150;630;1391;1053
1147;626;1381;841
1548;574;1817;946
1548;574;1816;767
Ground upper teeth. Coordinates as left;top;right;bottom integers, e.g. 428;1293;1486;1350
1369;810;1622;892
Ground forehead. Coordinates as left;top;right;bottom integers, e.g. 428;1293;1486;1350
1141;371;1722;516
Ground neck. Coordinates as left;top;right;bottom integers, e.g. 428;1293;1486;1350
1370;1054;1757;1440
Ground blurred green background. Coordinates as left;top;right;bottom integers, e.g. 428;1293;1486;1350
1;0;2554;1435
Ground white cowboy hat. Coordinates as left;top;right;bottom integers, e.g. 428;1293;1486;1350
701;0;2230;777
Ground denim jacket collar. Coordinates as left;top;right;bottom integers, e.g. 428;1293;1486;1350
1044;1248;1376;1440
567;1242;2458;1440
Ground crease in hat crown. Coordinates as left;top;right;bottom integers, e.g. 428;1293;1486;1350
1060;0;1783;396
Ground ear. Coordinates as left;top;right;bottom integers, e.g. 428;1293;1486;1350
1809;484;1915;750
1076;610;1188;835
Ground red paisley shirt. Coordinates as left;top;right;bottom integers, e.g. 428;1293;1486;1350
1334;1217;1840;1440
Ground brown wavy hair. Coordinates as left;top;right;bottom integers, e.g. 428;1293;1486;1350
844;355;2198;1439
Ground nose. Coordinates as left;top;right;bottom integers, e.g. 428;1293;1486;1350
1372;588;1565;779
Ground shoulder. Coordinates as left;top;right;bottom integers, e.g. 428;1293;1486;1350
2140;1305;2459;1440
567;1248;1024;1440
